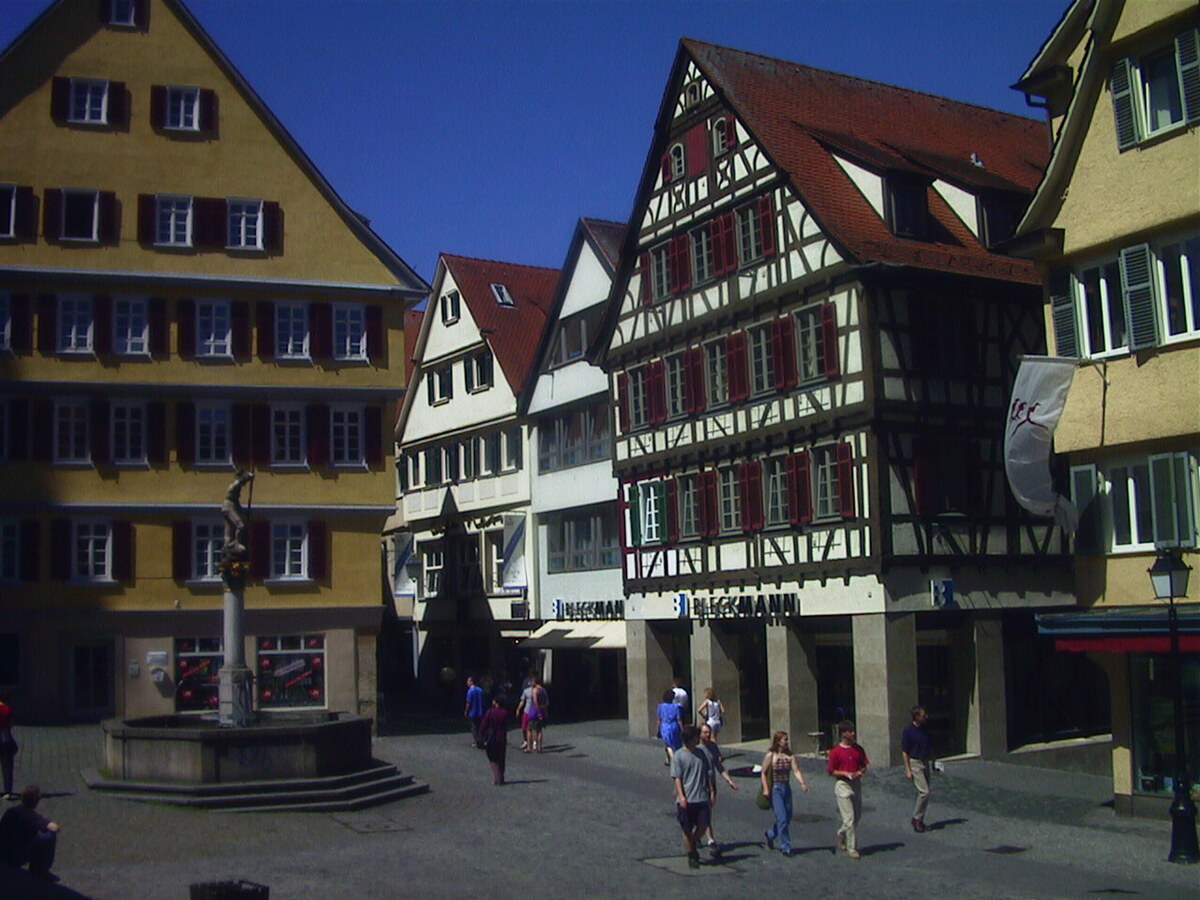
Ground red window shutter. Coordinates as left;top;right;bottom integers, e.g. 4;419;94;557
250;520;271;580
90;398;110;465
19;520;39;582
231;403;252;465
712;211;737;275
660;153;672;184
37;294;56;353
198;89;218;134
724;115;737;150
638;252;652;306
98;191;118;243
193;197;225;249
739;460;764;533
792;450;812;524
671;234;691;292
15;187;37;242
112;520;133;583
172;521;190;581
94;295;113;354
148;298;168;358
773;316;797;390
666;478;679;544
146;401;166;466
138;194;156;244
685;346;706;414
252;404;270;467
149;85;166;129
308;520;327;580
231;301;251;360
308;302;330;359
51;77;70;123
364;405;383;467
256;301;275;358
6;398;29;460
836;442;855;519
758;194;776;258
648;360;666;424
365;305;384;363
685;124;708;178
51;519;71;580
31;400;53;462
306;404;330;468
175;401;195;466
43;189;62;241
821;302;840;378
108;82;128;128
698;469;718;538
263;201;283;253
726;331;749;404
10;294;31;353
616;372;630;433
176;298;195;357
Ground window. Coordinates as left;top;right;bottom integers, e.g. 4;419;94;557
108;0;137;26
711;117;734;156
678;474;700;539
271;405;305;466
1071;452;1198;553
330;406;363;466
73;520;112;582
191;521;223;582
113;297;148;355
794;302;838;382
664;353;687;419
68;79;109;124
465;349;493;392
196;300;231;358
423;446;443;485
503;427;523;472
764;457;790;527
480;432;501;475
491;283;515;307
1161;236;1200;340
748;324;775;397
737;205;763;264
668;143;685;180
155;195;192;246
270;521;308;580
427;364;453;405
627;366;649;430
257;635;325;708
227;199;262;250
274;302;309;359
0;185;15;239
1110;30;1200;149
422;543;444;597
333;304;367;360
110;401;145;465
630;481;665;546
547;506;619;572
1076;260;1126;355
718;468;740;533
886;178;928;239
61;189;100;241
175;637;222;713
165;86;199;131
57;295;93;353
538;402;610;472
650;243;671;301
440;290;460;324
54;399;89;463
195;404;230;465
704;340;729;407
691;225;714;285
550;311;596;367
813;445;844;521
0;520;19;583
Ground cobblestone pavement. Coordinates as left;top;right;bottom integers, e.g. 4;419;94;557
2;718;1198;899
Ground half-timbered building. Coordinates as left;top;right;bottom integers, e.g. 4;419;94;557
596;39;1076;765
392;255;558;700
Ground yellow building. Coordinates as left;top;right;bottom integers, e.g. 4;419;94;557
0;0;425;722
1012;0;1199;815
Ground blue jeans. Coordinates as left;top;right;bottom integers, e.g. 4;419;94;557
765;782;793;853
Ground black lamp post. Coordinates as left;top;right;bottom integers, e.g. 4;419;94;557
1149;550;1198;864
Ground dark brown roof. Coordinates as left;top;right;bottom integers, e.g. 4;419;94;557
441;254;560;394
683;38;1050;282
580;218;628;274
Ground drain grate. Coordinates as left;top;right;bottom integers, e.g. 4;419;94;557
329;812;413;834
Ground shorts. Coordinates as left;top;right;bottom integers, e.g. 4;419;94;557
528;717;544;733
676;801;711;835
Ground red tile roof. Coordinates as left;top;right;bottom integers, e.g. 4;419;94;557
441;254;560;394
683;39;1050;282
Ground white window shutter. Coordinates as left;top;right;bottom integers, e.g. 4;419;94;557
1109;57;1139;150
1069;464;1103;553
1177;28;1200;124
1118;243;1159;350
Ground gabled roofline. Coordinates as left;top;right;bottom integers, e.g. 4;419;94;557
1013;0;1093;90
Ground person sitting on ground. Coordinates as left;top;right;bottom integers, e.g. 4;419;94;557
0;785;60;880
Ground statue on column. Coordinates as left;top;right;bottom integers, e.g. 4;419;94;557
220;469;255;584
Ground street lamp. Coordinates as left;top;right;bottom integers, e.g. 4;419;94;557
1148;550;1198;864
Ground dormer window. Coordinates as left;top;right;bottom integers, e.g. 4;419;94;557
684;83;702;108
978;195;1024;249
885;177;928;240
440;290;460;324
669;144;686;180
108;0;138;27
491;284;514;307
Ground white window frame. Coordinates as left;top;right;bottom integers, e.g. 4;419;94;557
54;398;90;464
270;520;309;581
226;199;263;250
690;225;713;285
195;403;231;466
736;203;764;265
330;405;364;467
502;427;522;473
634;480;664;546
68;79;109;125
748;323;774;396
1159;234;1200;344
113;297;148;356
795;304;828;383
1136;43;1189;139
0;184;15;239
430;364;452;405
274;301;309;360
270;404;306;467
108;0;137;27
421;543;444;598
665;353;687;419
333;303;367;361
650;243;671;300
155;194;192;247
191;520;223;582
668;143;686;180
812;445;842;522
678;473;700;539
60;189;99;241
165;86;200;131
57;294;93;354
547;507;620;572
73;519;112;583
440;290;460;324
110;400;146;466
196;299;231;358
705;339;729;407
718;467;740;533
1074;259;1127;358
627;366;649;430
490;283;515;307
1072;452;1198;553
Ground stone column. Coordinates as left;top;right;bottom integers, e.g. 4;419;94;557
967;615;1007;758
852;612;917;766
691;621;742;742
626;620;674;739
767;619;819;749
218;579;254;727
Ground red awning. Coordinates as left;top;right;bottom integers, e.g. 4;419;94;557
1056;636;1200;654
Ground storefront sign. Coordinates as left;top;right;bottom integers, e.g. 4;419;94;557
553;599;625;621
689;593;798;621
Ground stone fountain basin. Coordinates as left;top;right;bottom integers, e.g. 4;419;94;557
102;712;373;785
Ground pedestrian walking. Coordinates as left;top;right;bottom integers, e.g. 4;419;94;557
670;724;714;869
697;722;738;856
901;705;933;832
671;678;689;722
515;676;548;753
0;785;60;881
827;719;869;859
696;687;725;736
760;730;809;857
464;676;486;749
657;689;684;765
479;695;511;786
0;689;16;800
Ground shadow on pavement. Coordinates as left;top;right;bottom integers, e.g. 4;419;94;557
861;841;905;856
928;817;968;830
0;866;92;900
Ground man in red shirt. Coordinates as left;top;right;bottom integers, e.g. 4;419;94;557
826;719;868;859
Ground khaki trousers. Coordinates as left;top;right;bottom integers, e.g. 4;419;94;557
911;759;930;821
834;778;862;852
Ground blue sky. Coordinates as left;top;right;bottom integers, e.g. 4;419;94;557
1;0;1067;285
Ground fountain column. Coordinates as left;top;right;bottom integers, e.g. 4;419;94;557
218;470;256;727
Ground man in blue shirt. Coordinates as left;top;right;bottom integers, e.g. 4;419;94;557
901;706;932;833
464;676;487;749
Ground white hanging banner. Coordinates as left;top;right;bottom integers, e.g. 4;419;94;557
502;513;527;590
1004;356;1079;532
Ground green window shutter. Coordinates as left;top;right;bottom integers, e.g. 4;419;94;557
628;484;642;547
1050;269;1079;357
1119;243;1159;350
1070;464;1103;554
1149;452;1197;548
1177;28;1200;124
1110;57;1140;150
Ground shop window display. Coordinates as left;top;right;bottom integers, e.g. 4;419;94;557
258;634;325;708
